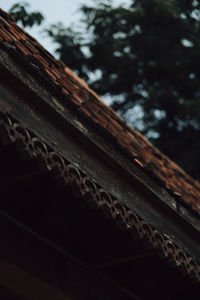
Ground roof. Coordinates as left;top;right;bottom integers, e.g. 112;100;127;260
0;8;200;214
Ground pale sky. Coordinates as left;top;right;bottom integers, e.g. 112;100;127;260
1;0;128;54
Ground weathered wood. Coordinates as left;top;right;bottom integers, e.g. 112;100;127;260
0;47;200;282
0;47;194;222
0;76;199;263
0;139;199;299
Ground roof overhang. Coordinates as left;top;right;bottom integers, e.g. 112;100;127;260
0;44;200;285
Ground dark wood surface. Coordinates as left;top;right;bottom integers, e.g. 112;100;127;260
0;47;199;262
0;140;199;299
0;46;200;299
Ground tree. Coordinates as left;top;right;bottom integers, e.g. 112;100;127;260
8;0;200;180
9;2;44;27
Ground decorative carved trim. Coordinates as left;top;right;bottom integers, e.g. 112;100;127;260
0;112;199;283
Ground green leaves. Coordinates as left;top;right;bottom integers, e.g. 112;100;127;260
8;2;44;27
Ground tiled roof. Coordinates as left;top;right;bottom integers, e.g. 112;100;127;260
0;9;200;213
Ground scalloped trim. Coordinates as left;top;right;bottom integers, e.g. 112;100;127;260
0;112;199;282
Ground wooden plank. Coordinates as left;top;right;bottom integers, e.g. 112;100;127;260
0;259;70;300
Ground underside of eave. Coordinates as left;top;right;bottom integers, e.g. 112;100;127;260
0;23;200;283
0;68;200;285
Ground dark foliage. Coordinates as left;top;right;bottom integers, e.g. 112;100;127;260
9;2;44;27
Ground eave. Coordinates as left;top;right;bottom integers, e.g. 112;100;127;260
0;43;200;287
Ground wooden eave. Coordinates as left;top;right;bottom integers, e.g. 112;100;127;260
1;9;200;212
0;41;200;288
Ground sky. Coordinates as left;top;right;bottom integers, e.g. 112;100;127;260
1;0;127;54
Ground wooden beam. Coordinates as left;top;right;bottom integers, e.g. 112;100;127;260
94;252;155;269
0;258;71;300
